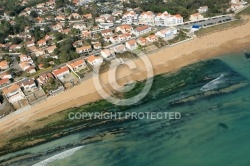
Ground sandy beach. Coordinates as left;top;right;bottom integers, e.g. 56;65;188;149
1;17;250;143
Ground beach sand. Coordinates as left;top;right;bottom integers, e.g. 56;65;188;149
1;17;250;144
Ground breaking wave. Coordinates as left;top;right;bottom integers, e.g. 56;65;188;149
32;146;84;166
200;74;225;92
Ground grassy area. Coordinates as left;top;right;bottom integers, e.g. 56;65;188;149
195;19;244;37
168;31;190;44
42;78;62;93
116;51;137;59
153;39;168;48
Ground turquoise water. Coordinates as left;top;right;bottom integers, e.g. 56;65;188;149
1;50;250;166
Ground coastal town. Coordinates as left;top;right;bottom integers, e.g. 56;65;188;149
0;0;249;116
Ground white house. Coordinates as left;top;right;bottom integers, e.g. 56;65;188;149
19;54;32;62
125;39;138;50
198;6;208;13
26;41;35;47
67;59;87;72
115;24;133;34
76;45;92;54
73;23;86;31
101;49;116;60
189;13;204;21
112;44;126;53
2;84;26;104
20;79;37;92
87;55;103;67
137;37;148;46
37;73;54;85
101;29;113;37
52;66;70;80
46;45;57;54
155;27;177;38
133;25;151;36
146;35;158;43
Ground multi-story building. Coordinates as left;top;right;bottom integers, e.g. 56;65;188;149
155;11;183;26
138;11;155;26
122;11;139;25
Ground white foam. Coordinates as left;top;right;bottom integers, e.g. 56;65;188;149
32;146;84;166
200;74;225;92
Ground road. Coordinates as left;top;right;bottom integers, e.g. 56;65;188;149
177;15;233;29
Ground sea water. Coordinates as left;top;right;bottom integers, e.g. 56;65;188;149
1;50;250;166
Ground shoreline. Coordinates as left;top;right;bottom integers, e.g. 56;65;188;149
1;16;250;145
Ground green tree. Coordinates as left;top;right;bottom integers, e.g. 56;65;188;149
30;11;38;18
12;37;22;44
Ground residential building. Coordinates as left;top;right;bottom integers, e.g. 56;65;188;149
231;0;247;4
82;31;91;38
87;55;103;66
83;13;92;19
139;11;155;26
73;40;83;48
122;11;139;25
146;35;157;42
113;44;126;53
55;15;65;21
37;73;54;85
46;45;57;54
230;3;245;11
19;54;32;62
19;61;31;71
155;27;177;38
115;24;133;34
52;66;70;80
110;33;131;44
198;6;208;13
95;17;106;23
34;49;45;57
73;23;86;30
76;45;92;54
37;39;47;47
26;66;37;74
0;60;9;70
101;49;116;60
93;43;102;50
52;23;63;31
69;13;81;20
20;79;38;92
0;78;10;87
26;41;35;47
67;59;87;72
133;25;151;36
189;13;204;21
155;12;183;26
101;29;113;37
137;37;148;46
1;72;12;80
125;39;138;50
2;84;26;104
